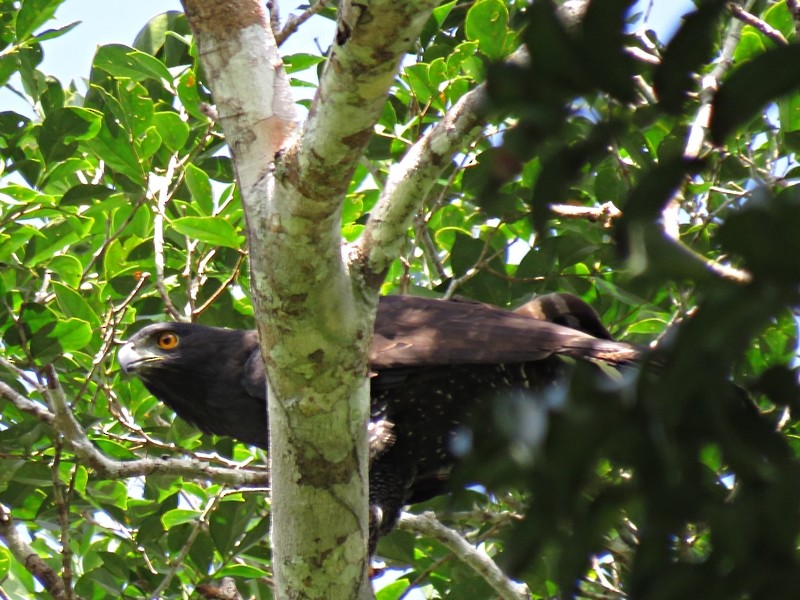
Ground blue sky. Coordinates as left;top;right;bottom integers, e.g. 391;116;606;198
19;0;695;104
36;0;338;84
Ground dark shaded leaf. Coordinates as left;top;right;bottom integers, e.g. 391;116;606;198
579;0;637;102
654;0;726;113
711;44;800;143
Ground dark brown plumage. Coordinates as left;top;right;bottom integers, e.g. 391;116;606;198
118;293;638;551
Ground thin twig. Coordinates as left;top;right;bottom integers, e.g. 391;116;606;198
443;230;510;300
112;271;151;315
266;0;280;40
196;577;245;600
0;368;269;486
413;215;448;283
550;201;622;228
276;1;328;46
184;239;201;316
0;380;53;424
0;355;41;390
398;512;530;600
151;155;185;321
194;251;247;317
79;197;148;285
51;443;75;600
150;491;223;599
625;46;660;65
0;503;69;600
685;0;754;160
727;2;788;45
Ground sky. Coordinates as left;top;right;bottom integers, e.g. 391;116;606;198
36;0;337;84
4;0;696;116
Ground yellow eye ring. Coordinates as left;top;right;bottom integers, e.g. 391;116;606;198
157;332;179;350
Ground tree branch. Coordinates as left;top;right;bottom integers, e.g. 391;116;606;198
353;0;590;282
150;154;185;321
685;0;753;161
50;444;75;599
356;82;487;281
727;2;788;46
196;576;245;600
275;1;327;46
549;201;622;227
397;512;530;600
0;370;267;486
0;503;69;600
182;1;444;597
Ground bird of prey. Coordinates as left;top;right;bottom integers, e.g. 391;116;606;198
118;293;639;550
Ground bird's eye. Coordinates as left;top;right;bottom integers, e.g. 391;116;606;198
157;332;179;350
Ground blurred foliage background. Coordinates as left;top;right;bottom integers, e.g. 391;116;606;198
1;0;800;598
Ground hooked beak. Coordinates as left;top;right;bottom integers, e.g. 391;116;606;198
118;342;161;374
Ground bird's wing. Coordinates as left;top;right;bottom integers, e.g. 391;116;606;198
513;292;614;340
370;295;639;369
241;337;268;400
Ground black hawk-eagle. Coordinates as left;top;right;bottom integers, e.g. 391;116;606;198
118;293;638;549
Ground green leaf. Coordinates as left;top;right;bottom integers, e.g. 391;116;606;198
15;0;65;40
711;44;800;144
102;239;127;279
25;222;83;266
404;63;435;102
184;163;213;215
283;53;325;73
465;0;510;61
93;44;172;83
0;52;19;87
137;126;162;160
171;216;243;249
48;255;83;288
0;546;10;580
717;187;800;282
432;0;458;27
209;497;255;556
86;120;145;186
0;224;44;259
132;11;185;57
733;29;766;63
177;69;206;120
215;564;271;579
161;508;201;529
95;552;130;579
59;184;115;206
763;1;795;39
376;579;411;600
153;111;189;152
29;318;92;362
33;21;80;43
118;81;155;137
0;185;55;206
778;90;800;133
53;282;100;329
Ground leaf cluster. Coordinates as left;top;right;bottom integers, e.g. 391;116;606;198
1;0;800;598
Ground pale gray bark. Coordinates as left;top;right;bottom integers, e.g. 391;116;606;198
181;0;440;597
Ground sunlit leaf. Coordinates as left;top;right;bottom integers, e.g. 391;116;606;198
171;216;244;249
93;44;172;83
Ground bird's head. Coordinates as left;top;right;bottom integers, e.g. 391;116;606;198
118;322;200;377
117;322;266;444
